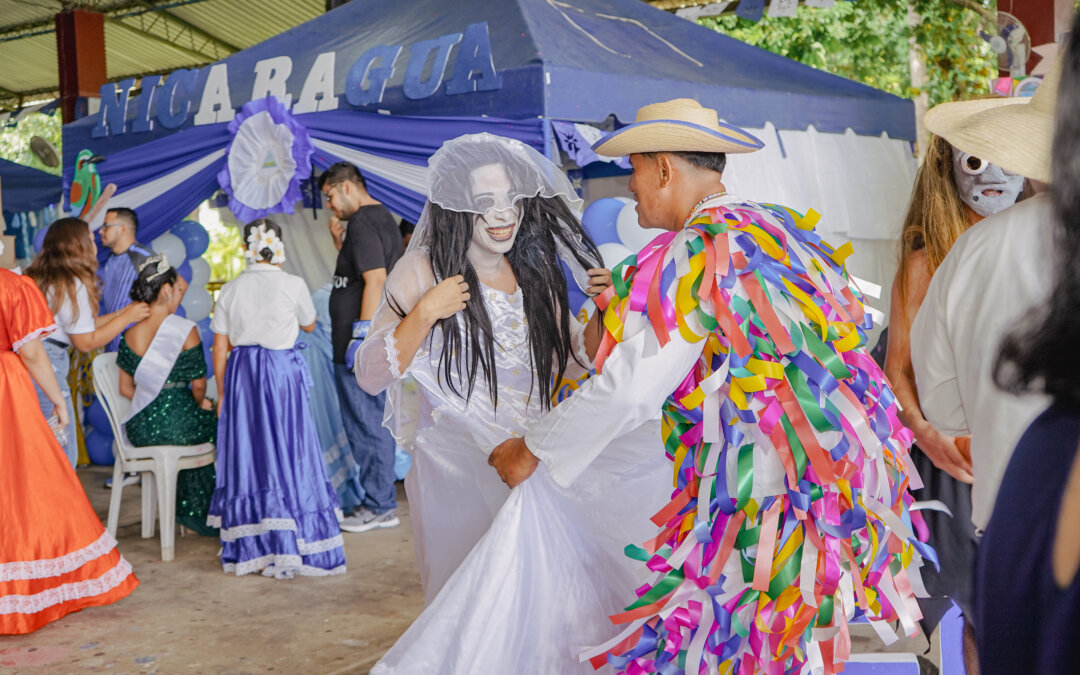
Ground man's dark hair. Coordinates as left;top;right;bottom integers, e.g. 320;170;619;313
399;218;415;237
318;162;367;191
644;151;727;175
106;207;139;233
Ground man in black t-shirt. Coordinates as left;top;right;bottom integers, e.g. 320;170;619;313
319;162;404;533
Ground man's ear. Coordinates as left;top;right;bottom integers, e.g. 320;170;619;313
656;153;674;188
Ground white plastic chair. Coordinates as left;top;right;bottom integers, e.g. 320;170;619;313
92;353;216;561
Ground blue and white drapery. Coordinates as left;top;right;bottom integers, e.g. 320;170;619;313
97;106;545;245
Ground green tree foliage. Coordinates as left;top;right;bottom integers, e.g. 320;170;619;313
0;113;62;175
700;1;997;107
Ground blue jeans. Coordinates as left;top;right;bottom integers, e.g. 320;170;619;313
334;363;397;513
34;340;78;468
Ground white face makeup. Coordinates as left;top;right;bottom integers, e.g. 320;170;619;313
951;148;1024;218
468;163;523;257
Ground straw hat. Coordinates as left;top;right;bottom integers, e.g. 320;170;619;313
925;55;1061;183
592;98;764;157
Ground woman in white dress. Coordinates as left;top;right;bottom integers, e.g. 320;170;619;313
355;133;669;673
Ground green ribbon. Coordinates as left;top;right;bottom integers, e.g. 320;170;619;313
735;443;754;510
625;569;685;610
799;323;852;380
785;363;838;434
780;416;809;481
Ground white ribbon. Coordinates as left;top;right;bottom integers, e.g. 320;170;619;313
124;314;197;423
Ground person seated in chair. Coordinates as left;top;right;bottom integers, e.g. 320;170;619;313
117;254;217;536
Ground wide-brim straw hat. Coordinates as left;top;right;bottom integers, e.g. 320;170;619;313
592;98;764;157
925;55;1060;183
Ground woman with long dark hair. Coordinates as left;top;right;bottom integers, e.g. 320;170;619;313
117;255;217;536
356;133;670;673
24;217;149;465
977;22;1080;672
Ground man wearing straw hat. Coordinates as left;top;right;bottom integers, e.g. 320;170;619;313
910;57;1060;542
489;99;931;674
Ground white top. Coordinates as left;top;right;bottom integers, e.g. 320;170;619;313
48;278;96;344
910;193;1054;532
210;264;316;350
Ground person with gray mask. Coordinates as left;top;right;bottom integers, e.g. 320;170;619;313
950;148;1024;218
909;53;1063;674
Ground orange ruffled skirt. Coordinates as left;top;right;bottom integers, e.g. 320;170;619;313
1;351;138;634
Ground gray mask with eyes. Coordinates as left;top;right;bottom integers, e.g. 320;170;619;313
951;147;1024;218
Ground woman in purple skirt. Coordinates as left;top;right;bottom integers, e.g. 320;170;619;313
208;218;345;578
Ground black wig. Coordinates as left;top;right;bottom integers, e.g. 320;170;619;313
395;195;603;410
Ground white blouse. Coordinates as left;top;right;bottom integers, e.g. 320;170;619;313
211;264;316;350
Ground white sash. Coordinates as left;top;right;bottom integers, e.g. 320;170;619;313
124;314;197;423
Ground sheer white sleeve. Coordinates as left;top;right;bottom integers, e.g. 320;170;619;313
354;248;436;395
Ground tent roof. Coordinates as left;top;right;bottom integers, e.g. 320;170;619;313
0;157;61;213
67;0;915;150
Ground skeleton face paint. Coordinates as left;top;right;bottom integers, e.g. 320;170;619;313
952;148;1024;218
468;163;523;257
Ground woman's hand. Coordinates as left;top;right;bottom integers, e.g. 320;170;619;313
914;422;974;483
51;402;69;429
120;302;151;324
418;275;470;323
586;267;612;297
198;398;213;411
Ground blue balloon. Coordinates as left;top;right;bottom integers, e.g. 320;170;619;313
33;225;50;254
85;397;111;432
176;261;192;283
175;303;186;318
581;198;624;246
172;220;210;259
85;428;115;465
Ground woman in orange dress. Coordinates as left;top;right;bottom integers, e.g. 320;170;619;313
0;264;138;635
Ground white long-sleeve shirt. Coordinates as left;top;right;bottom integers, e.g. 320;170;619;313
910;193;1054;532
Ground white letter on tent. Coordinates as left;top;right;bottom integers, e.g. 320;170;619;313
193;63;236;126
293;52;339;114
252;56;294;108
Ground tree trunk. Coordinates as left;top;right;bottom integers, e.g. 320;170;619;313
908;1;930;163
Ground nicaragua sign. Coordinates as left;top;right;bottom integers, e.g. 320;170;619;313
93;21;501;138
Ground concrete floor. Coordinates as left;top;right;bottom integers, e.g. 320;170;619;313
1;467;942;675
0;466;423;674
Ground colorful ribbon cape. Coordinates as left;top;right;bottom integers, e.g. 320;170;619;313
587;198;932;675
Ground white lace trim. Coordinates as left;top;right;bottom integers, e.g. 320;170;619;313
223;554;346;578
385;332;402;379
0;531;117;582
210;516;345;555
213;517;297;542
298;534;345;556
12;323;57;353
0;557;133;616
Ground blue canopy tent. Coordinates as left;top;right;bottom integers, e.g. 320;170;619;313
0;157;61;214
61;0;914;247
1;158;61;260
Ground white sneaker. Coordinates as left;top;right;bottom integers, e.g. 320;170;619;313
339;508;399;533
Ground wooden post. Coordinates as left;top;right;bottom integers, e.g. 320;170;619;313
55;9;107;122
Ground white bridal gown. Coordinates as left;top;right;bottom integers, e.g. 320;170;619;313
357;249;668;674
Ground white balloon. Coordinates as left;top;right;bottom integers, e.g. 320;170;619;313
181;287;212;322
597;242;634;269
188;257;211;287
150;232;186;269
616;202;657;252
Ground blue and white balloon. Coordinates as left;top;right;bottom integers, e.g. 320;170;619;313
616;201;657;252
172;220;210;259
188;257;211;287
150;232;186;269
180;287;213;322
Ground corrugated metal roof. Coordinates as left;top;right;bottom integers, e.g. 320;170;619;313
0;0;323;108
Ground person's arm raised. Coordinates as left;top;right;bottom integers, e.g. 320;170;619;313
70;303;151;353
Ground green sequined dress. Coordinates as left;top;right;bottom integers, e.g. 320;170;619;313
117;336;218;536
